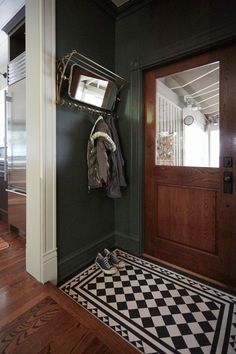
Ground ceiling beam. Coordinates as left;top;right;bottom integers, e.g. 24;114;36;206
170;67;219;90
191;87;219;98
202;102;218;110
197;93;219;104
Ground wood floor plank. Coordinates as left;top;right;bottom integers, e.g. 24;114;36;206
47;324;113;354
0;245;25;262
0;297;60;354
0;288;48;328
0;260;26;290
0;221;138;354
0;254;25;272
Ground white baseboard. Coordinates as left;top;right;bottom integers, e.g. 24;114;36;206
42;248;58;284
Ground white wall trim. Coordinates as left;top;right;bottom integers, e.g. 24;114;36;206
26;0;57;284
42;249;57;283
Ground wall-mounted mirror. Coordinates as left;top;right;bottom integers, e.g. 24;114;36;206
56;50;127;113
68;65;118;111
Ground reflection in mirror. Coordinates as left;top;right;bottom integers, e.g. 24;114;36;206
68;65;118;111
155;61;219;168
75;75;108;106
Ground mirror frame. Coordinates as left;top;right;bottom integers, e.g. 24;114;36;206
56;50;127;114
68;64;118;111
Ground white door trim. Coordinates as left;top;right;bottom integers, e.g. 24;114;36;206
25;0;57;284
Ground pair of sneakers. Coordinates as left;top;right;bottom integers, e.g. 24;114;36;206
96;249;125;275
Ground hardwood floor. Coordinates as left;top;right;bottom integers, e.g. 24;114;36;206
0;221;138;354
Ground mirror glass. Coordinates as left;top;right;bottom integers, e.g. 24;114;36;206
68;64;118;111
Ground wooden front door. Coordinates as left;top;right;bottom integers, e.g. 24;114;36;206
144;44;236;288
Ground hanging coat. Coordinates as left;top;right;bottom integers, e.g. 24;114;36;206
105;116;127;189
87;115;127;198
87;116;116;190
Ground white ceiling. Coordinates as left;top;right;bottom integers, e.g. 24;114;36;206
0;0;25;29
111;0;130;7
0;0;24;43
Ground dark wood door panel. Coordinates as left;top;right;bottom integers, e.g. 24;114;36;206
155;184;217;254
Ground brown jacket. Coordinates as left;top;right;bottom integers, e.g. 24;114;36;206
87;116;116;190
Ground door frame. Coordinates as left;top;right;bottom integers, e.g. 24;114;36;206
141;44;236;287
25;0;57;283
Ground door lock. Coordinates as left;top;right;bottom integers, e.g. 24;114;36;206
223;156;233;168
223;172;233;193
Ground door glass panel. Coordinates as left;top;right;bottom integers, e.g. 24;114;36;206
155;61;219;167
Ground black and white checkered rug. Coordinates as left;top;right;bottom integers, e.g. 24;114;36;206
60;250;236;354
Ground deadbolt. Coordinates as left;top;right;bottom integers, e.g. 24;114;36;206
223;156;233;168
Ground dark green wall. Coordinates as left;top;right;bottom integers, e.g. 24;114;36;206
114;0;236;254
56;0;116;281
56;0;236;281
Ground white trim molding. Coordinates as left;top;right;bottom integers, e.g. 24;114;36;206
26;0;57;284
42;249;58;283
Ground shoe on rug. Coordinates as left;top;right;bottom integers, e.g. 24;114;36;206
104;249;125;269
95;253;117;275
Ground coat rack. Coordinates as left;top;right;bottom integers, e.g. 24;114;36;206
56;50;127;116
